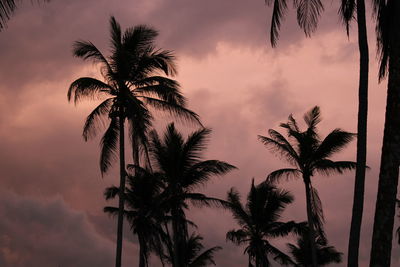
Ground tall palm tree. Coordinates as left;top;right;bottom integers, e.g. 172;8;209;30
339;0;370;265
104;166;166;267
226;179;304;267
287;229;342;266
264;1;370;262
148;123;236;267
258;106;356;267
67;17;200;267
370;1;400;265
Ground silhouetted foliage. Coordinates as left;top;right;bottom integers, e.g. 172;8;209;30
287;228;342;266
148;123;236;267
0;0;49;30
68;16;199;267
259;106;356;267
226;179;304;267
370;1;400;265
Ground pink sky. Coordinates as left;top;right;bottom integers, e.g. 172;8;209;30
0;0;398;266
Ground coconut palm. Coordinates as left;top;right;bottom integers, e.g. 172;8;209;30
339;0;370;265
258;106;356;267
148;123;236;267
226;179;304;267
104;166;166;267
67;17;200;267
288;229;342;266
369;1;400;266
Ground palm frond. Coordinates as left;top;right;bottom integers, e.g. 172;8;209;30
314;129;356;159
303;106;321;129
122;24;158;56
72;41;113;74
141;96;202;126
227;188;252;228
266;0;288;47
267;168;301;183
314;159;357;176
82;98;114;141
109;16;122;51
104;186;120;200
184;160;237;189
309;186;326;242
258;135;298;166
181;127;211;166
0;0;15;29
189;246;222;267
293;0;324;37
100;117;120;174
68;77;113;104
135;77;185;106
269;244;297;266
226;229;249;245
339;0;356;35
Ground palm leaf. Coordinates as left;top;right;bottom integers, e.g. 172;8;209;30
314;129;356;159
68;77;113;104
293;0;324;37
267;168;301;182
314;159;357;176
258;135;298;166
266;0;288;47
0;0;15;29
82;98;114;141
100;117;120;174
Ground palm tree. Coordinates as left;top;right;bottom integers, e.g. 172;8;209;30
264;1;370;262
104;166;166;267
288;229;342;266
165;233;221;267
67;17;200;267
258;106;356;267
226;179;304;267
369;1;400;266
148;123;236;267
339;0;370;265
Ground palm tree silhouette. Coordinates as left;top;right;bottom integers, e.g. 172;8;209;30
226;179;304;267
165;233;222;267
148;123;236;267
67;17;200;267
369;1;400;266
287;228;342;266
339;0;370;265
258;106;356;267
104;166;166;267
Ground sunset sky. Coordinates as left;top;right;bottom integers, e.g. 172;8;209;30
0;0;398;266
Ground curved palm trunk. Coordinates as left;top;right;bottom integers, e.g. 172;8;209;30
347;0;369;265
116;111;126;267
303;177;318;267
370;3;400;265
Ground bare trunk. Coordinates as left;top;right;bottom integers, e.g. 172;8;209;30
138;234;147;267
115;111;126;267
347;0;369;266
172;207;181;267
304;177;318;267
370;2;400;266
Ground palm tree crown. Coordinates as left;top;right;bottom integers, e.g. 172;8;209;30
226;179;304;267
68;16;200;173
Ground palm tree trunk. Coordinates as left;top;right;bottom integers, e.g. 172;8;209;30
138;234;147;267
116;111;126;267
172;207;181;267
370;3;400;265
304;178;318;267
347;0;369;266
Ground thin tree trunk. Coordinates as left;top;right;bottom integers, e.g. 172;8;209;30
347;0;369;266
370;2;400;265
138;234;147;267
172;207;181;267
304;178;318;267
116;111;126;267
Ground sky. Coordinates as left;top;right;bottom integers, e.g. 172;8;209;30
0;0;398;266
